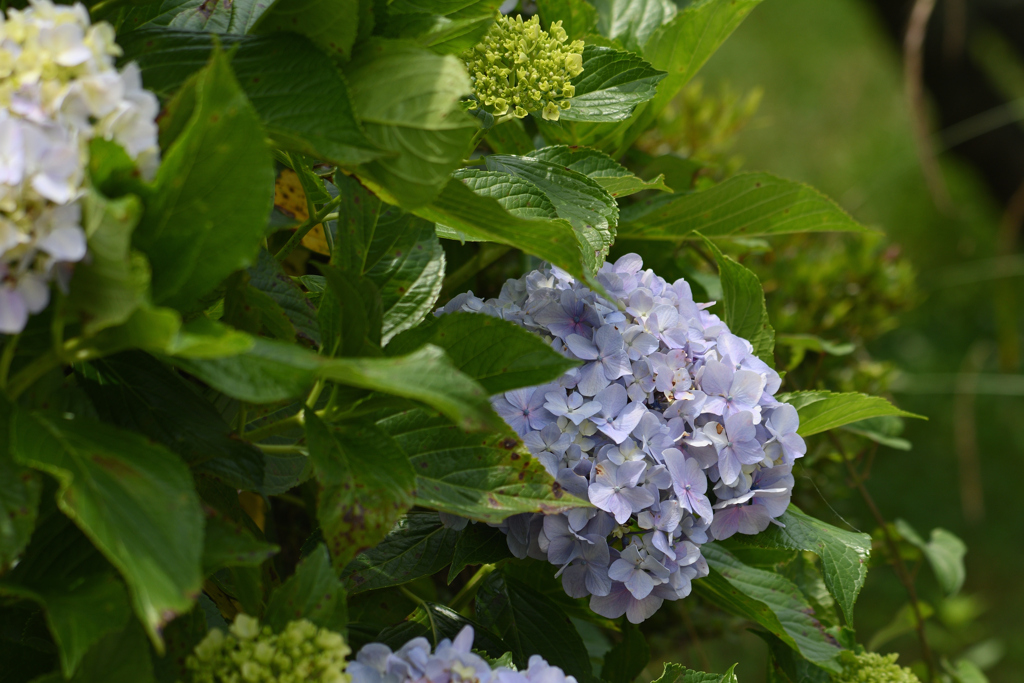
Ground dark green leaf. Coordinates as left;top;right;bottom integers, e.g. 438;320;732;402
618;173;871;241
376;602;511;657
342;511;460;594
306;413;415;569
63;619;155;683
264;544;347;633
346;39;477;208
384;0;500;55
318;264;384;357
451;169;559;221
537;0;598;41
650;662;740;683
601;622;650;683
379;409;586;522
10;413;203;650
894;519;967;596
593;0;677;53
201;513;279;576
558;45;666;123
483;119;536;155
0;399;40;568
757;630;831;683
748;505;871;625
248;249;321;346
447;523;512;583
777;390;926;437
252;0;359;59
696;543;842;673
132;47;274;312
701;235;774;366
530;145;671;198
332;173;384;272
387;312;579;394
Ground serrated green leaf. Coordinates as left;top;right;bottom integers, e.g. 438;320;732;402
697;543;843;673
386;312;579;394
61;618;155;683
347;39;477;208
777;390;926;437
201;513;278;576
451;169;559;220
384;0;500;55
248;250;321;346
264;544;347;633
306;413;415;569
619;173;871;240
0;400;40;569
536;0;598;41
650;662;740;683
10;412;204;651
342;511;460;593
132;47;274;312
593;0;676;53
894;519;967;596
749;505;871;625
559;45;666;122
333;173;385;271
531;145;671;198
601;622;650;683
378;409;586;522
252;0;359;59
376;602;511;656
108;0;271;33
447;523;512;583
757;631;831;683
701;235;775;367
486;152;619;271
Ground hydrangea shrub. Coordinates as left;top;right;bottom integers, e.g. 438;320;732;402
0;1;962;682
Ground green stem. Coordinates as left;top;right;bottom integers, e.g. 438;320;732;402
275;195;342;262
244;413;305;442
306;378;326;409
440;244;512;300
399;586;440;645
6;349;62;401
257;444;307;455
449;563;496;613
0;335;20;390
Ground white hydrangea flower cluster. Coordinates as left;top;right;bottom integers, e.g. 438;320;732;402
438;255;806;623
0;0;159;333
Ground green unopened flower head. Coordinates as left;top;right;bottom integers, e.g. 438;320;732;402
186;614;351;683
462;14;584;122
835;651;921;683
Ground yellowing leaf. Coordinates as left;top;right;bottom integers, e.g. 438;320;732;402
273;169;330;256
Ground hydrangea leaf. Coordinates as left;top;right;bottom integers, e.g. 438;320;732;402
131;46;274;313
894;519;967;597
317;264;384;357
55;619;156;683
377;409;587;522
10;411;204;651
201;513;279;576
696;543;843;673
485;153;619;272
558;45;666;122
332;173;385;272
747;505;872;625
592;0;677;53
385;3;501;56
168;338;501;431
450;169;559;221
118;31;382;165
601;622;650;683
619;173;872;240
530;145;672;198
305;413;415;570
650;662;740;683
701;235;775;367
346;39;478;209
0;399;41;569
247;250;321;346
105;0;272;33
264;544;347;633
386;312;580;394
536;0;598;41
251;0;359;60
376;602;512;658
776;390;926;437
755;632;830;683
341;511;460;594
446;523;513;583
476;572;595;683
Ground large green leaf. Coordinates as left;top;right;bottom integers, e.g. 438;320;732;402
264;544;347;633
332;173;384;272
417;178;590;283
131;47;274;312
118;31;381;165
696;543;842;673
593;0;676;53
60;619;156;683
536;0;597;41
601;623;650;683
106;0;272;33
378;409;585;522
0;400;40;568
777;390;926;437
701;236;774;366
346;39;477;208
485;153;619;272
748;505;872;625
252;0;359;60
376;602;511;657
317;265;384;357
895;519;967;596
650;662;739;683
306;413;416;569
169;337;500;430
201;513;278;576
477;572;594;682
559;45;666;123
10;412;204;650
618;173;871;241
342;511;460;594
450;169;559;220
530;145;671;198
384;0;501;55
386;312;579;394
447;523;512;583
247;249;321;346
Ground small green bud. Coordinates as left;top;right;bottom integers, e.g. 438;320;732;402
542;101;560;121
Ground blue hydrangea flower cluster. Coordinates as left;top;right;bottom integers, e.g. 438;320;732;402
438;255;805;623
349;626;576;683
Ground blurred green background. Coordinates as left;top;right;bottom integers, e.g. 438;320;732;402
651;0;1024;680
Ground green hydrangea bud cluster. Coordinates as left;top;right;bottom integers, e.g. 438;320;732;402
462;14;584;122
185;614;351;683
834;652;921;683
